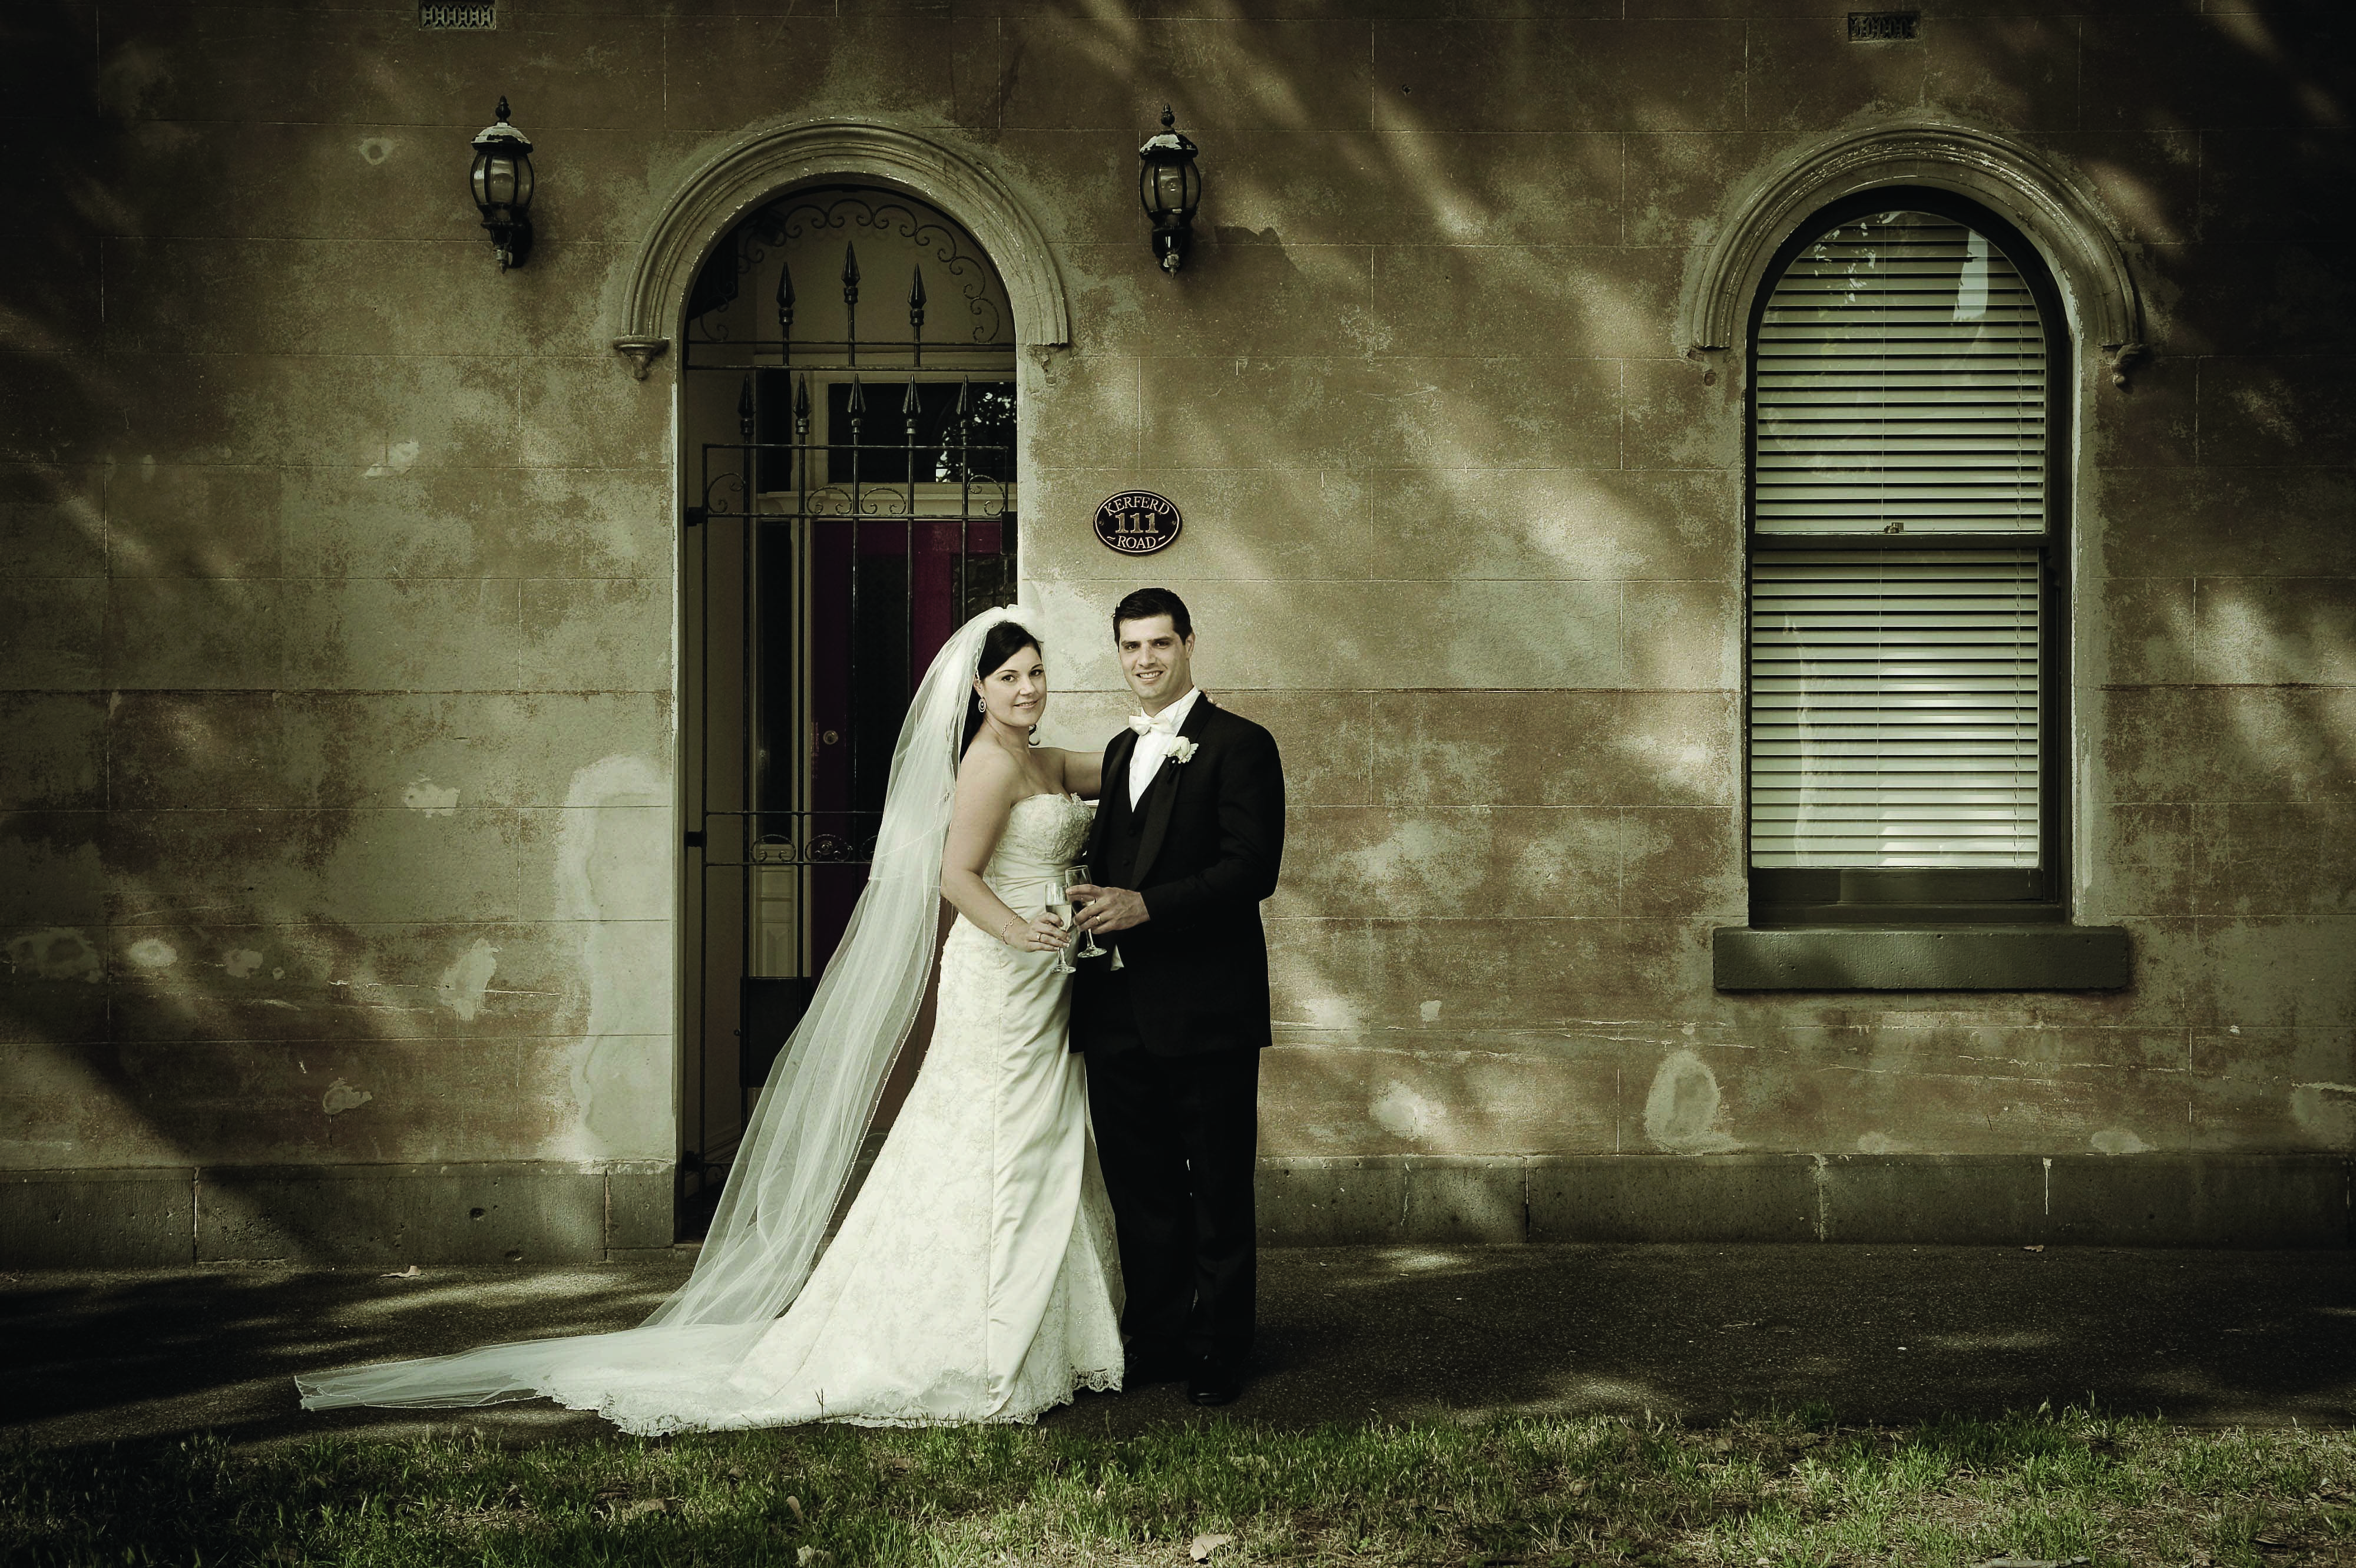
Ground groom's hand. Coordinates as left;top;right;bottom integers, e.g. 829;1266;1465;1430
1066;883;1150;935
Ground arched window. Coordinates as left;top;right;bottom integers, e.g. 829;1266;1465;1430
1745;190;2069;928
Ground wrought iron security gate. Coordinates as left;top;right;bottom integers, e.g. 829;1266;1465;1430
678;188;1019;1216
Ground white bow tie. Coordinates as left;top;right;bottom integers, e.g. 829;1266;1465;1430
1127;712;1178;737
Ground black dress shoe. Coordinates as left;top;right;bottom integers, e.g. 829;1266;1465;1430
1185;1357;1244;1407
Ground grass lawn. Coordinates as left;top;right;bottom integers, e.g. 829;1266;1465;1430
5;1404;2352;1567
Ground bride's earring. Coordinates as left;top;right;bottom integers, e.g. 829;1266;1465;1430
975;694;985;715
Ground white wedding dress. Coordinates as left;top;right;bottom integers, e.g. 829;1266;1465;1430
550;792;1123;1432
296;609;1117;1434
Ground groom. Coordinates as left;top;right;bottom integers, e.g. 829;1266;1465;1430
1067;587;1285;1407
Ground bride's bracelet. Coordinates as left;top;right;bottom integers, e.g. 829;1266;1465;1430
998;915;1024;948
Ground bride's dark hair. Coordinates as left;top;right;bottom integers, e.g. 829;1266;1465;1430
961;621;1043;759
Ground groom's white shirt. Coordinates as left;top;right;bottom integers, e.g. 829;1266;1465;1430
1110;684;1202;972
1126;684;1203;808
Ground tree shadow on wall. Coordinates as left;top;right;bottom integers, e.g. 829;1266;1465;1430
0;0;2353;1446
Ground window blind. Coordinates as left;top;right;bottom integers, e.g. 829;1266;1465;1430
1750;548;2040;868
1755;211;2045;536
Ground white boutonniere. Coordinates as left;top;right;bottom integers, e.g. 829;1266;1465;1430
1169;737;1199;764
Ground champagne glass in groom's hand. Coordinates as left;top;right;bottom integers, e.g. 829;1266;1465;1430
1066;864;1106;961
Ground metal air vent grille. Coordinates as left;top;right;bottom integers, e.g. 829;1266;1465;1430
419;2;495;29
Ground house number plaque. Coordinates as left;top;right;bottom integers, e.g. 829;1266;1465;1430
1092;491;1182;555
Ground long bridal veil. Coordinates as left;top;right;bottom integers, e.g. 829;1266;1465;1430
297;604;1035;1420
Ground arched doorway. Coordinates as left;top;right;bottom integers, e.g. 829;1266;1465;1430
677;185;1020;1213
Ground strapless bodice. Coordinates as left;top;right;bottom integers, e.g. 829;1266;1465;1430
984;793;1095;902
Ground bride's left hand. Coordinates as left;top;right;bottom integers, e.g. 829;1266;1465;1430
1066;883;1149;934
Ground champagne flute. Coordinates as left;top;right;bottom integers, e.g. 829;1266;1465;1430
1066;863;1106;961
1045;883;1078;974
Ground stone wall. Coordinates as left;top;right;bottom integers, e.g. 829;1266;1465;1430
1;1;2348;1262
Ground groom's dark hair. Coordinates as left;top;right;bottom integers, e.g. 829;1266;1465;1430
1111;587;1192;642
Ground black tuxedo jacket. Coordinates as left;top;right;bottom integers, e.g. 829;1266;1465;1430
1070;696;1285;1055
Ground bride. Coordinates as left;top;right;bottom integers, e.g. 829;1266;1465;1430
296;608;1126;1431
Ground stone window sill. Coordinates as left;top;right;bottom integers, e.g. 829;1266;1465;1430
1712;925;2131;991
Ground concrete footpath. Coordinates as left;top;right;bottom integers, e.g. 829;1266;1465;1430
5;1243;2350;1450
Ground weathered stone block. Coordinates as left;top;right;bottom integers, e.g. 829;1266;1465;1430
1530;1153;1819;1242
1371;244;1675;361
605;1164;676;1252
0;577;104;692
2198;358;2353;467
2205;917;2356;1029
1214;130;1623;248
196;1163;610;1264
2080;10;2312;133
1621;358;1742;471
0;465;105;577
1745;18;1927;133
107;806;524;926
1262;1035;1623;1157
106;922;604;1047
2090;352;2196;469
2092;803;2196;919
1923;16;2081;133
1623;131;1808;247
1381;915;1722;1027
2046;1153;2348;1247
2184;1053;2356;1153
0;818;106;925
2104;687;2356;807
0;1167;193;1267
2099;465;2356;580
0;960;111;1047
0;694;106;812
1266;919;1378;1027
1622;578;1740;690
1714;927;2133;992
2189;802;2356;919
1375;690;1737;809
1025;354;1140;470
1365;467;1740;584
518;359;667;469
1140;356;1369;471
1376;19;1745;133
991;131;1137;251
663;15;991;137
1403;1158;1527;1243
1368;355;1625;471
520;578;672;694
99;9;666;130
2110;577;2356;688
1620;806;1743;921
1002;19;1375;133
2021;128;2203;252
1256;1156;1407;1245
1275;805;1624;920
2196;127;2355;243
1820;1154;2047;1244
1217;692;1373;809
1068;240;1376;359
285;578;528;694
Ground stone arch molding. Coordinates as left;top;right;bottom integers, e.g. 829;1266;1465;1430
611;118;1070;379
1677;117;2146;385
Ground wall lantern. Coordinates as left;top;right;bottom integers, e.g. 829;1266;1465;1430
1138;105;1200;274
469;97;535;271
